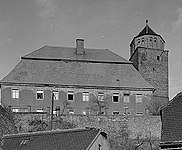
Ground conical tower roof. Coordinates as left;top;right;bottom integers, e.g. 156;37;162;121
130;20;165;45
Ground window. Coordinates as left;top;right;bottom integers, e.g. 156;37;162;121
141;38;145;45
19;108;29;112
36;90;44;100
113;93;119;103
98;92;104;101
20;140;30;145
112;111;119;115
136;112;143;115
69;109;74;114
67;91;74;101
83;110;86;115
12;108;19;112
124;107;129;115
136;94;143;103
124;94;130;102
53;91;59;100
157;56;160;60
36;108;44;112
12;89;19;99
83;92;89;101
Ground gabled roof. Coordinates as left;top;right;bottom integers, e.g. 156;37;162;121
0;59;154;90
2;128;104;150
22;46;130;64
160;92;182;144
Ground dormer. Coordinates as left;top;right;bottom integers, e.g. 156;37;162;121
130;20;165;57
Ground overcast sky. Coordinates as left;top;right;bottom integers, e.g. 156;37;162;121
0;0;182;99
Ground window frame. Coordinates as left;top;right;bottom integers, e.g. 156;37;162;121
36;90;44;100
136;112;143;115
124;93;130;103
67;91;74;101
112;111;119;115
69;109;75;114
12;88;19;99
136;94;143;103
36;108;44;112
112;93;119;103
98;92;104;101
83;92;89;101
12;107;19;112
53;91;59;100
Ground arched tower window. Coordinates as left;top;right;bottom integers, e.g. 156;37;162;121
141;38;145;46
154;37;157;48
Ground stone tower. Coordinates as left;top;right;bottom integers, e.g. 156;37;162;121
129;20;169;104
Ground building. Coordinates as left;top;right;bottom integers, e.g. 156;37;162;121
160;92;182;149
0;21;169;116
129;20;169;105
1;128;110;150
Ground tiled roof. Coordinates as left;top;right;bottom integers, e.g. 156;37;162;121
0;58;154;90
2;128;101;150
22;46;130;63
161;92;182;143
136;25;158;37
130;24;165;46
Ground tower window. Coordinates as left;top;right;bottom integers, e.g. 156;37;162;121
157;56;160;60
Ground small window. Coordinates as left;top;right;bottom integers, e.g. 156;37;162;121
157;56;160;60
53;91;59;100
69;109;74;114
12;89;19;99
12;108;19;112
82;110;86;115
36;108;44;112
37;90;44;100
83;92;89;101
19;108;29;112
113;93;119;103
124;94;130;102
112;111;119;115
67;91;74;101
53;110;57;115
136;94;143;103
136;112;143;115
98;92;104;101
124;107;129;115
20;140;30;145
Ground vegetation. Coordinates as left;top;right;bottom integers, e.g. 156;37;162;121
90;95;109;115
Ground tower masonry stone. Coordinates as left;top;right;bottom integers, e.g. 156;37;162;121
129;20;169;105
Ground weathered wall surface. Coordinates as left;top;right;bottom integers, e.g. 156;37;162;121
130;47;169;105
1;85;152;116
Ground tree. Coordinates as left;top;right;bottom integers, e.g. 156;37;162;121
0;105;18;137
28;116;49;132
90;95;109;115
146;100;162;115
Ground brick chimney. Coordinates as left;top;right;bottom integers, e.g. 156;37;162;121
76;39;85;55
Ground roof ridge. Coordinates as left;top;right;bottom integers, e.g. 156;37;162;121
3;128;99;138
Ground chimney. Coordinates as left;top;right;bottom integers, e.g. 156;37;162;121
76;39;85;55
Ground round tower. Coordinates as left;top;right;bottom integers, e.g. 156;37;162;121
129;20;169;105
